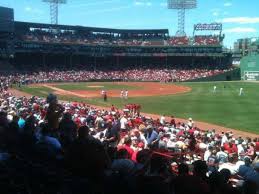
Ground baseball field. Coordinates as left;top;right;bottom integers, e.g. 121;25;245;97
15;81;259;135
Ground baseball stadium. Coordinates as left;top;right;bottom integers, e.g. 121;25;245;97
0;0;259;193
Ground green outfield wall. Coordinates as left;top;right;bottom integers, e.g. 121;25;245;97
240;54;259;81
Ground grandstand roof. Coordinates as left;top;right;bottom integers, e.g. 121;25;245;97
14;21;169;35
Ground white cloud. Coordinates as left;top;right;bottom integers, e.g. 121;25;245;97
210;9;220;17
224;27;256;33
25;7;32;12
213;11;219;16
134;1;152;7
24;6;44;14
221;17;259;24
146;2;152;6
224;2;232;7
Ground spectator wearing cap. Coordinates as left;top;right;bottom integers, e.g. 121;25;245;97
145;125;158;148
207;149;219;173
104;120;119;148
118;135;134;159
216;147;228;164
45;95;64;130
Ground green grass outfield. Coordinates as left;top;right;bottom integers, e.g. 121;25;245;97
16;81;259;134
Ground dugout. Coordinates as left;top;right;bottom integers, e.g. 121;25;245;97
240;54;259;81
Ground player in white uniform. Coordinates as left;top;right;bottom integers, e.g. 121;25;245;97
124;90;128;99
120;90;124;98
239;88;243;96
213;85;217;93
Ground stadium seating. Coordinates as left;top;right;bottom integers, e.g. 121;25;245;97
194;35;220;46
18;29;223;47
1;68;231;83
167;36;189;46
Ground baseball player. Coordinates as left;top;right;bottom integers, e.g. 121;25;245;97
124;90;128;99
239;88;243;96
103;92;107;101
120;90;124;99
213;85;217;93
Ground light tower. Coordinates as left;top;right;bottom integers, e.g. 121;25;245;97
168;0;197;36
42;0;67;25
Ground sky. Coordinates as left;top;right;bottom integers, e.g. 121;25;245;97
0;0;258;48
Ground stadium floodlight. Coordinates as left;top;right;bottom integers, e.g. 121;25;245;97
168;0;197;36
42;0;67;25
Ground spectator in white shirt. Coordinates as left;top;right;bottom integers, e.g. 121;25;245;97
204;146;213;161
160;115;166;125
120;115;128;130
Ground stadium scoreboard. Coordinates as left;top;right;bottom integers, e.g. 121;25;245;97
241;54;259;81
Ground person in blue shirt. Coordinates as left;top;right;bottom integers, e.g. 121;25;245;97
145;125;158;148
18;117;25;129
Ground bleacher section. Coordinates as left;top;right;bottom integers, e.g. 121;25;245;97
168;36;189;46
194;35;220;46
14;22;223;47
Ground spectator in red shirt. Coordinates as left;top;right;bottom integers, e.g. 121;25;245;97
224;141;238;155
118;135;134;159
111;104;115;112
131;142;145;162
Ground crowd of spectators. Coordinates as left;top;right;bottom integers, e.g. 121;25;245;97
167;36;190;46
20;30;222;47
194;35;220;46
4;68;230;84
0;73;259;194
